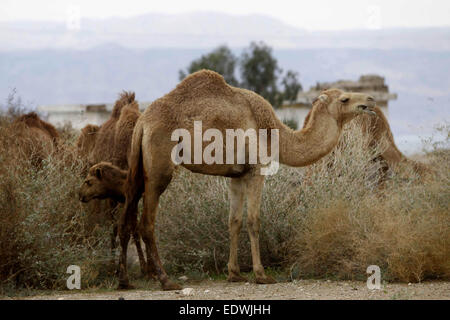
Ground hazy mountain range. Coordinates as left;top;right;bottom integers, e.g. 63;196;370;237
0;12;449;147
1;12;450;51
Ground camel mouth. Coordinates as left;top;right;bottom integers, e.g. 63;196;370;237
358;105;376;116
79;195;88;203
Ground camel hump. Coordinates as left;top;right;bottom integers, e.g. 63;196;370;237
81;124;100;135
111;91;136;118
15;112;59;141
15;112;40;126
174;69;232;97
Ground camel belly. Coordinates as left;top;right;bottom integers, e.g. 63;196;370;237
182;163;252;178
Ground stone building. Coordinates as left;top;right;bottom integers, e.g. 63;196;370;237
277;74;397;129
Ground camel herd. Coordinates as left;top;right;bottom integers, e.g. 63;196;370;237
13;70;431;290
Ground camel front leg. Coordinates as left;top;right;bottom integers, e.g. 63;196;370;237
246;175;275;284
111;222;118;258
117;212;132;289
132;230;148;277
227;177;247;282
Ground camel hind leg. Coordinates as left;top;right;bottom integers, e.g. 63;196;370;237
227;177;248;282
140;148;181;290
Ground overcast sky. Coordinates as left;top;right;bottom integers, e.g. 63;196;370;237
1;0;449;30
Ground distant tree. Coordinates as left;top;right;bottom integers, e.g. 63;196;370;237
281;71;302;105
178;41;303;109
239;41;282;107
179;45;238;86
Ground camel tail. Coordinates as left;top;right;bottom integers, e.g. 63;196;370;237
125;119;144;206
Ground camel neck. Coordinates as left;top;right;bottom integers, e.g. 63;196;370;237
107;178;127;203
278;106;341;167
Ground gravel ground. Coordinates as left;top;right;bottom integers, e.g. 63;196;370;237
10;279;450;300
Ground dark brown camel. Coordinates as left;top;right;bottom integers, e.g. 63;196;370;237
76;92;147;277
12;112;59;166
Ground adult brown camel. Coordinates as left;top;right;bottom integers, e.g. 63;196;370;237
12;112;59;166
117;70;376;290
303;105;431;178
357;107;431;177
77;92;147;276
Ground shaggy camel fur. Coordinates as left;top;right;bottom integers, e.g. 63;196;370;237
88;92;137;166
12;112;59;165
117;70;377;290
303;105;431;178
77;92;147;276
76;124;99;164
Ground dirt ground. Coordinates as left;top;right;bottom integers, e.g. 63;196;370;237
10;279;450;300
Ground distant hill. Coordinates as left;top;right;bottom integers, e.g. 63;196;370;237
0;12;449;138
1;12;449;51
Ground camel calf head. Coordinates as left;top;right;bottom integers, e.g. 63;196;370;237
79;162;127;203
317;88;377;124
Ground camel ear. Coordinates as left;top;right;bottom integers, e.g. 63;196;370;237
95;167;102;179
312;94;328;105
318;94;328;103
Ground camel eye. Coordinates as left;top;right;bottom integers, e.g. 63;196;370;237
340;97;349;103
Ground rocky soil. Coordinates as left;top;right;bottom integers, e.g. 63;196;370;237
10;279;450;300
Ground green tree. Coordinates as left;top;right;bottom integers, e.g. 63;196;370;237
281;71;302;105
179;45;238;86
239;41;282;107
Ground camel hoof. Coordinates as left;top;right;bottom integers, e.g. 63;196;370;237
117;282;135;290
162;280;182;291
227;274;248;282
140;268;148;277
255;275;277;284
147;273;158;280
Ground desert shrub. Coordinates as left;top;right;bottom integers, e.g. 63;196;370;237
286;122;449;282
0;114;112;293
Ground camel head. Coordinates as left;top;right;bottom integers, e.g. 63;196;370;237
316;88;377;124
78;162;126;203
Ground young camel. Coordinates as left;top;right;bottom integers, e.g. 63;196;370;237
117;70;376;290
79;162;128;207
77;92;147;277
